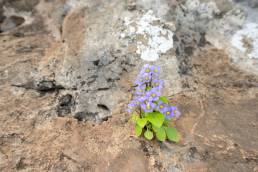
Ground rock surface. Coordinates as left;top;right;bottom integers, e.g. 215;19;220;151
0;0;257;171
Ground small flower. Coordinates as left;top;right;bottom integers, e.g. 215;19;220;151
141;101;156;113
127;101;136;113
152;79;164;90
136;85;146;96
142;73;151;83
127;99;141;113
140;64;153;75
152;66;160;76
147;88;161;102
163;106;176;120
172;106;181;118
135;76;144;86
144;65;152;74
156;101;167;113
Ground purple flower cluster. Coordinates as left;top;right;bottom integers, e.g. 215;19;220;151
128;64;180;120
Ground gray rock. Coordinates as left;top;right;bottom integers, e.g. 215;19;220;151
0;0;258;171
57;94;74;117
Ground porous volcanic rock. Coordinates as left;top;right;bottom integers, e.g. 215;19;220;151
0;0;257;171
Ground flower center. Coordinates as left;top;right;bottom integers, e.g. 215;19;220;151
155;82;159;86
151;93;156;97
147;105;151;110
146;69;151;73
166;111;170;115
160;105;164;109
145;76;149;81
154;69;158;73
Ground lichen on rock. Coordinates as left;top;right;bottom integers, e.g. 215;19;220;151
121;10;174;61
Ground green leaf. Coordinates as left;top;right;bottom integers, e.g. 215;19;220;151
136;118;147;128
163;119;170;126
155;127;166;142
131;114;139;123
165;127;180;142
159;96;169;104
144;130;153;140
135;124;142;137
152;125;159;133
146;112;165;128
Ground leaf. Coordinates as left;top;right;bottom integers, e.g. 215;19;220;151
165;127;180;142
155;127;166;142
159;96;169;104
131;114;139;123
144;130;154;140
135;124;142;137
152;125;159;133
136;118;147;128
163;119;170;127
146;112;165;128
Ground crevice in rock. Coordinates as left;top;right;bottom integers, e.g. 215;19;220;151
101;116;111;122
93;59;100;66
36;80;64;92
0;15;25;33
57;94;75;117
97;87;110;91
16;157;26;170
97;104;110;111
59;152;84;168
74;112;97;122
11;80;65;92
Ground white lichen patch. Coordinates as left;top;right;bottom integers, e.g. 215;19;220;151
231;22;258;59
121;10;174;61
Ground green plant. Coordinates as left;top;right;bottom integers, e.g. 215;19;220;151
128;64;181;142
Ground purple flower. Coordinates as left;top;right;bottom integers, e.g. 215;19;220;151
152;79;164;90
173;106;181;118
140;99;156;113
156;101;167;113
136;85;146;96
135;65;161;87
163;106;176;120
144;65;152;73
127;99;141;113
140;64;153;75
147;88;161;102
142;73;151;83
127;101;136;113
135;76;144;86
152;66;160;76
128;64;182;121
135;72;151;86
134;96;147;109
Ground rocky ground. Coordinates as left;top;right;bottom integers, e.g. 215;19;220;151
0;0;257;171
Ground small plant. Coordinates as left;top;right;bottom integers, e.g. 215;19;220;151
128;64;181;142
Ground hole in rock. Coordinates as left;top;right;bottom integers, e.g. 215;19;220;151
74;112;97;122
97;104;110;111
57;94;74;117
93;60;100;66
0;15;25;32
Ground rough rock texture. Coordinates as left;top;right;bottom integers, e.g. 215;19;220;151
0;0;258;171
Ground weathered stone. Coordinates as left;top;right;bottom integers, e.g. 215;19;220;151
0;0;258;171
1;0;39;12
57;94;74;117
126;0;136;11
108;149;149;172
